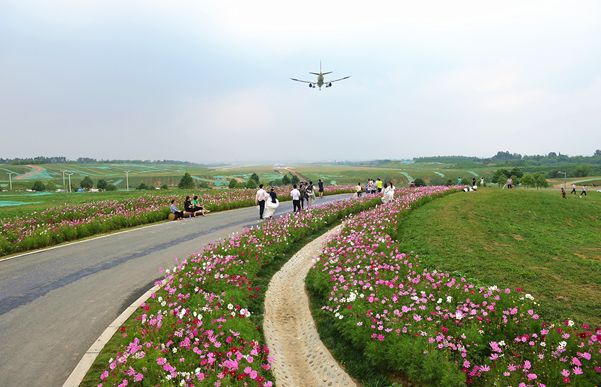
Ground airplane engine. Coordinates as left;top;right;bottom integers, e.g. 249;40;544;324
309;83;314;88
327;82;332;87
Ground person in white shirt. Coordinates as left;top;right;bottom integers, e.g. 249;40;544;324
255;184;268;219
290;184;301;212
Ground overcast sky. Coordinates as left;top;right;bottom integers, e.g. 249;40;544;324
1;1;600;163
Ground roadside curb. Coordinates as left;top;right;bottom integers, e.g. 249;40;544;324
63;281;163;387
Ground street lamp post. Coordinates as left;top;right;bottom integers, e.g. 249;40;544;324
125;170;130;191
62;170;67;192
7;172;15;191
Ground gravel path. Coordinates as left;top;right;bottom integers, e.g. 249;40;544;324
264;226;357;387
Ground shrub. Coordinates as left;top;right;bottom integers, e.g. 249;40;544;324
413;178;426;187
137;182;148;190
80;176;94;189
228;178;238;188
106;184;117;191
178;172;195;189
160;184;169;190
97;179;108;190
31;181;45;191
245;179;258;189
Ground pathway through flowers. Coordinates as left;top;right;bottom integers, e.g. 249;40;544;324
264;226;357;387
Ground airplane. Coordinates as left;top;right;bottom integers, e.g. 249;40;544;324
290;61;350;90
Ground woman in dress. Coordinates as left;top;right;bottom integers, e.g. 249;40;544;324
263;187;279;219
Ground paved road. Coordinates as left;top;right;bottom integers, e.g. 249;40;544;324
0;194;352;387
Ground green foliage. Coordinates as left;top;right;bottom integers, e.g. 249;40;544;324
290;175;300;185
521;174;535;187
80;176;94;189
413;178;426;187
160;184;169;190
281;174;291;185
197;181;210;189
250;172;260;184
137;182;148;190
97;179;108;190
45;181;57;192
228;179;238;189
492;169;510;184
106;184;117;191
533;174;548;188
31;180;46;191
245;179;258;189
178;172;195;189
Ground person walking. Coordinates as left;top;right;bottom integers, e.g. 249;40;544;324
561;187;567;199
376;178;383;193
263;187;279;218
306;181;316;207
480;177;485;186
506;176;513;189
255;184;268;220
355;182;362;198
571;184;577;195
291;184;301;212
318;179;324;198
580;185;587;197
299;182;307;209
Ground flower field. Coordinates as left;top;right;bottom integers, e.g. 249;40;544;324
0;186;353;256
85;194;379;386
307;187;601;385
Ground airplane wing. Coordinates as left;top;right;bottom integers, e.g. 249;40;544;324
290;78;313;84
328;76;351;83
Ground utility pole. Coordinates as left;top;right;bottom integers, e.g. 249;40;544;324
7;172;15;191
62;170;67;192
66;173;74;193
557;171;567;188
125;170;130;191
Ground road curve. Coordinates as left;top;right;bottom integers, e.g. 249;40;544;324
0;194;352;387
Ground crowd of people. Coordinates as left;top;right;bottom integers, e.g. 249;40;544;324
355;177;396;203
169;195;210;220
255;179;326;219
561;184;588;199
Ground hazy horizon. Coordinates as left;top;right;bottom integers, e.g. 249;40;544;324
1;1;600;163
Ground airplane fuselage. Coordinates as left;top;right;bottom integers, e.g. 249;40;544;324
316;73;324;88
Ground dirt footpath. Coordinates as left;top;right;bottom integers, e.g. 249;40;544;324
263;226;357;387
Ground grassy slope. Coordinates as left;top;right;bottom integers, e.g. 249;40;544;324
397;188;601;325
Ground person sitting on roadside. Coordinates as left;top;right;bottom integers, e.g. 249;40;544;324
169;200;184;220
192;195;209;216
183;195;195;217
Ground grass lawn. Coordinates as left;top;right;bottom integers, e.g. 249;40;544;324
397;188;601;325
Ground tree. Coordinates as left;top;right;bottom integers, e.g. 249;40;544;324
533;174;548;188
178;173;195;189
521;174;535;188
250;173;260;184
80;176;94;189
31;180;46;191
509;167;523;178
228;179;238;189
413;178;426;187
137;182;148;190
46;181;57;191
106;184;117;191
594;149;601;157
290;175;300;185
160;184;169;190
281;174;291;185
197;181;210;189
491;169;510;184
245;179;257;189
97;179;108;190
